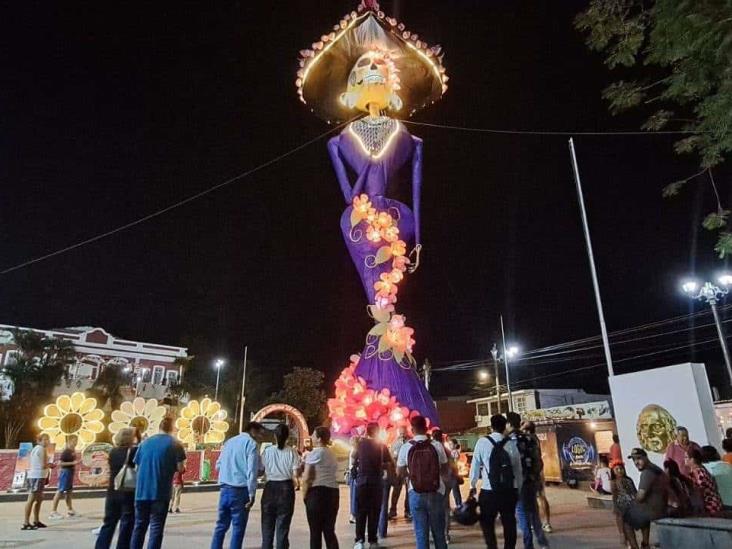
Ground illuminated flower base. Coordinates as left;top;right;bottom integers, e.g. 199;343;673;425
327;355;428;445
109;397;167;438
38;392;104;449
176;398;229;448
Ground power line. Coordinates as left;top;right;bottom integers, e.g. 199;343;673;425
0;120;351;276
402;119;700;136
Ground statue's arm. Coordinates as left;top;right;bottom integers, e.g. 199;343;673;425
409;136;423;272
412;136;423;247
328;136;353;204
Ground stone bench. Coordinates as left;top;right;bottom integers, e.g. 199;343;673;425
654;517;732;548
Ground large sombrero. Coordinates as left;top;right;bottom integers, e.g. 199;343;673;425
296;1;448;123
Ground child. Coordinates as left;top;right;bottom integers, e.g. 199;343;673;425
593;455;612;495
170;462;185;513
49;435;79;519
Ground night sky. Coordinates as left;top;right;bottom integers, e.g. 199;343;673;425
2;1;731;401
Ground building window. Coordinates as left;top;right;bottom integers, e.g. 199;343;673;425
152;366;165;385
477;403;490;416
515;396;527;413
166;370;178;386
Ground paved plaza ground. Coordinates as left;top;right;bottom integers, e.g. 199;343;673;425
0;485;637;548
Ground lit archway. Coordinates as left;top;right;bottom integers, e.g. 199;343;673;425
252;403;309;451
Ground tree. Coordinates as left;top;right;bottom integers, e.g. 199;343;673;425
270;367;327;428
0;331;75;448
575;1;732;255
88;365;130;412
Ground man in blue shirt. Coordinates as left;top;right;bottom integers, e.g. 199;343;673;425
131;416;186;549
211;421;266;549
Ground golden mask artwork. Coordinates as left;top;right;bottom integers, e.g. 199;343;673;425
636;404;678;453
340;50;402;113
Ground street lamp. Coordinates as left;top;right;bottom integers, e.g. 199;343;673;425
682;275;732;386
214;359;225;401
478;370;490;382
490;342;521;414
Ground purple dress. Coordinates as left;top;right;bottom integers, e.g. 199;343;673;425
328;119;439;427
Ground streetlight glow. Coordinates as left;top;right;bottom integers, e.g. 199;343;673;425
719;274;732;287
214;358;225;401
506;345;519;358
478;370;489;381
681;280;699;295
215;359;225;369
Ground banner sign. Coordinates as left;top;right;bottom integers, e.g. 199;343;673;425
523;400;612;422
11;442;32;489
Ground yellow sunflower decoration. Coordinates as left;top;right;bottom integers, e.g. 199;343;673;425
176;397;229;447
109;397;167;439
38;392;104;449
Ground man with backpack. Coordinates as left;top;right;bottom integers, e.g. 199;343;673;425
507;413;549;549
396;415;449;549
469;414;523;549
352;422;392;549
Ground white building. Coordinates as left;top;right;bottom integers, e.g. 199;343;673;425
468;388;611;428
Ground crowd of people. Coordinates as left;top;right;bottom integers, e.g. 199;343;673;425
19;409;732;549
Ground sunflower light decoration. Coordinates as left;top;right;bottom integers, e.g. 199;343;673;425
176;398;229;448
109;397;167;438
38;392;104;449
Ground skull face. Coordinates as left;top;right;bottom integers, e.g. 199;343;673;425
340;51;402;113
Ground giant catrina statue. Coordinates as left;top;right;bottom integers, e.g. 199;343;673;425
297;0;448;439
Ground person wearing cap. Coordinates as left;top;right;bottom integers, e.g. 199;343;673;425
622;448;670;549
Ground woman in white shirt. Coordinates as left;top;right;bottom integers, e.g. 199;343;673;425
302;426;340;549
260;424;300;549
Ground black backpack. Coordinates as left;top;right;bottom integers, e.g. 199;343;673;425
487;436;515;491
514;432;542;484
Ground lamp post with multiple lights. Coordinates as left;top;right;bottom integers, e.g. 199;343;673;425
489;343;520;413
682;275;732;386
214;359;225;401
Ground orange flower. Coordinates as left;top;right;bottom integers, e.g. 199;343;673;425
376;212;393;228
374;273;398;297
390;240;407;257
383;225;400;243
366;225;382;242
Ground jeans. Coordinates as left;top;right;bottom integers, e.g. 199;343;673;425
451;481;463;508
95;491;135;549
408;490;447;549
443;479;454;538
389;477;410;516
478;488;518;549
349;476;357;516
517;483;549;549
261;480;295;549
305;486;339;549
378;479;391;538
355;481;382;543
210;485;250;549
130;499;169;549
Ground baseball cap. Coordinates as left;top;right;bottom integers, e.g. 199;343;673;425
628;448;648;459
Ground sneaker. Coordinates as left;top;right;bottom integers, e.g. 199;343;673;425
542;523;553;533
49;511;63;520
67;510;77;517
33;521;48;528
354;542;365;549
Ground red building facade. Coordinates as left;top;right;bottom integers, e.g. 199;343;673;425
0;324;188;401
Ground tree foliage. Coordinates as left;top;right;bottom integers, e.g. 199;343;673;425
270;367;327;428
88;365;130;412
576;0;732;255
0;331;75;448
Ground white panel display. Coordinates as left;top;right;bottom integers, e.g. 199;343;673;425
609;363;722;484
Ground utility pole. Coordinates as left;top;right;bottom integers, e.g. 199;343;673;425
569;138;614;377
238;346;248;433
491;344;501;414
500;315;513;412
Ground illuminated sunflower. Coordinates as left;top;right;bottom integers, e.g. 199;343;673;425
109;397;167;438
176;397;229;446
38;392;104;449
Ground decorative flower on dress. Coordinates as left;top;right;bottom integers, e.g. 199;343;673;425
37;392;105;449
327;355;430;443
109;397;167;439
176;398;229;447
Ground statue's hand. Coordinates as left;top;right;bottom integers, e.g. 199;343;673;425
408;244;422;273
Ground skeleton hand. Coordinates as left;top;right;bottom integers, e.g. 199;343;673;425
408;244;422;273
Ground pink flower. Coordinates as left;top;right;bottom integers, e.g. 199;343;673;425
392;255;410;271
389;314;406;330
